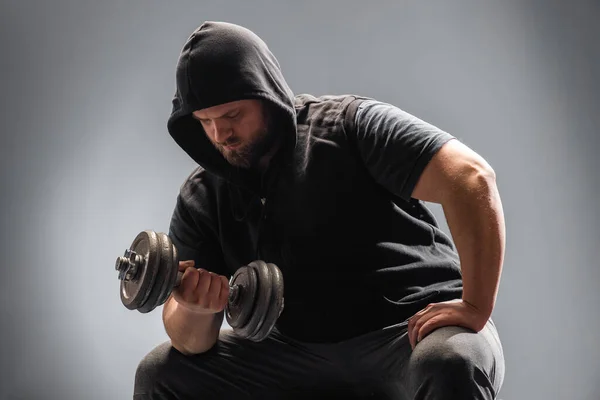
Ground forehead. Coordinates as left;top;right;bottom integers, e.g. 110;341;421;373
192;99;259;119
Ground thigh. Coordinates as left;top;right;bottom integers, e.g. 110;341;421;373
134;328;339;399
341;319;505;399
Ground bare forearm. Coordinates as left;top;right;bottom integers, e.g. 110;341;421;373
443;171;505;327
162;296;224;355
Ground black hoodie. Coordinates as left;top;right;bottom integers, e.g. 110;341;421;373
166;21;463;343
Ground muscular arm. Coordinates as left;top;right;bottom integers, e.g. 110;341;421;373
164;173;229;354
350;100;505;329
163;296;224;355
412;138;505;327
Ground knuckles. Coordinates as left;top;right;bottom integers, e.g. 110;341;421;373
176;267;228;311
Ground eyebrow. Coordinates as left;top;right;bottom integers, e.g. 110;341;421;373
223;108;240;117
198;108;240;121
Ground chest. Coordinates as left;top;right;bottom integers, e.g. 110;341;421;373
216;138;405;276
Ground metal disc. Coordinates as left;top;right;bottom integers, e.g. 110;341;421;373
152;232;177;309
120;230;160;310
138;232;173;313
226;265;258;331
159;236;179;306
241;261;273;341
249;262;284;342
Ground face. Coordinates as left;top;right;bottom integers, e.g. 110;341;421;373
192;99;276;169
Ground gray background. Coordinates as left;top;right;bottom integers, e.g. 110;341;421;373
1;1;598;399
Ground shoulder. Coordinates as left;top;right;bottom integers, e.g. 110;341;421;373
293;93;375;128
177;166;220;217
179;166;209;196
293;93;374;110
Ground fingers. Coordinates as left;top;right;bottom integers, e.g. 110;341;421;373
416;316;444;344
173;262;229;314
195;269;212;306
218;275;230;311
173;266;200;304
407;303;438;349
407;300;485;351
199;269;223;309
181;267;200;297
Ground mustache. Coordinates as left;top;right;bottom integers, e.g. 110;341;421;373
217;139;241;148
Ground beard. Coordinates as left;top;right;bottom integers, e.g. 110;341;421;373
217;127;274;168
216;109;280;169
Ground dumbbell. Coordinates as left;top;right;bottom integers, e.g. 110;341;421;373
115;230;284;342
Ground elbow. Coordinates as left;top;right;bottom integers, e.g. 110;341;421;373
466;161;497;190
448;163;498;205
475;167;497;193
467;153;496;182
480;164;496;182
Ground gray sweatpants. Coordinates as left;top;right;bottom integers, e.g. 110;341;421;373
134;318;505;399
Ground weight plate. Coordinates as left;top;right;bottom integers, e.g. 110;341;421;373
242;261;273;341
226;265;258;331
138;232;173;313
249;262;284;342
120;231;160;310
160;235;179;306
153;232;177;309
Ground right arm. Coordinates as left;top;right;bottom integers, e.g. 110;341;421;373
163;297;224;355
162;265;227;355
163;179;229;355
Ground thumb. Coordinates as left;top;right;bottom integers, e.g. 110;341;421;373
178;260;195;271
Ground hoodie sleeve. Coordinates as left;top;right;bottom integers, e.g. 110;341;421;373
349;99;456;202
168;182;228;277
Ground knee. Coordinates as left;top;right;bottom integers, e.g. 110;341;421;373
404;325;502;399
413;345;474;382
409;327;483;386
134;341;175;395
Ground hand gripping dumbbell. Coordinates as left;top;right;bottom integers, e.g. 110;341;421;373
115;230;284;342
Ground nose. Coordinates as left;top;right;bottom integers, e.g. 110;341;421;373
211;119;233;144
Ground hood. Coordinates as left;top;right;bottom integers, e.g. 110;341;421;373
166;21;297;193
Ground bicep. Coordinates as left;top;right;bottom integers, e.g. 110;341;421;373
411;138;496;204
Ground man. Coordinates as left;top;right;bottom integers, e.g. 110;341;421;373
134;21;506;399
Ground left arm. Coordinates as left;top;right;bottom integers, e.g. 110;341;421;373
348;99;505;344
412;138;506;330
